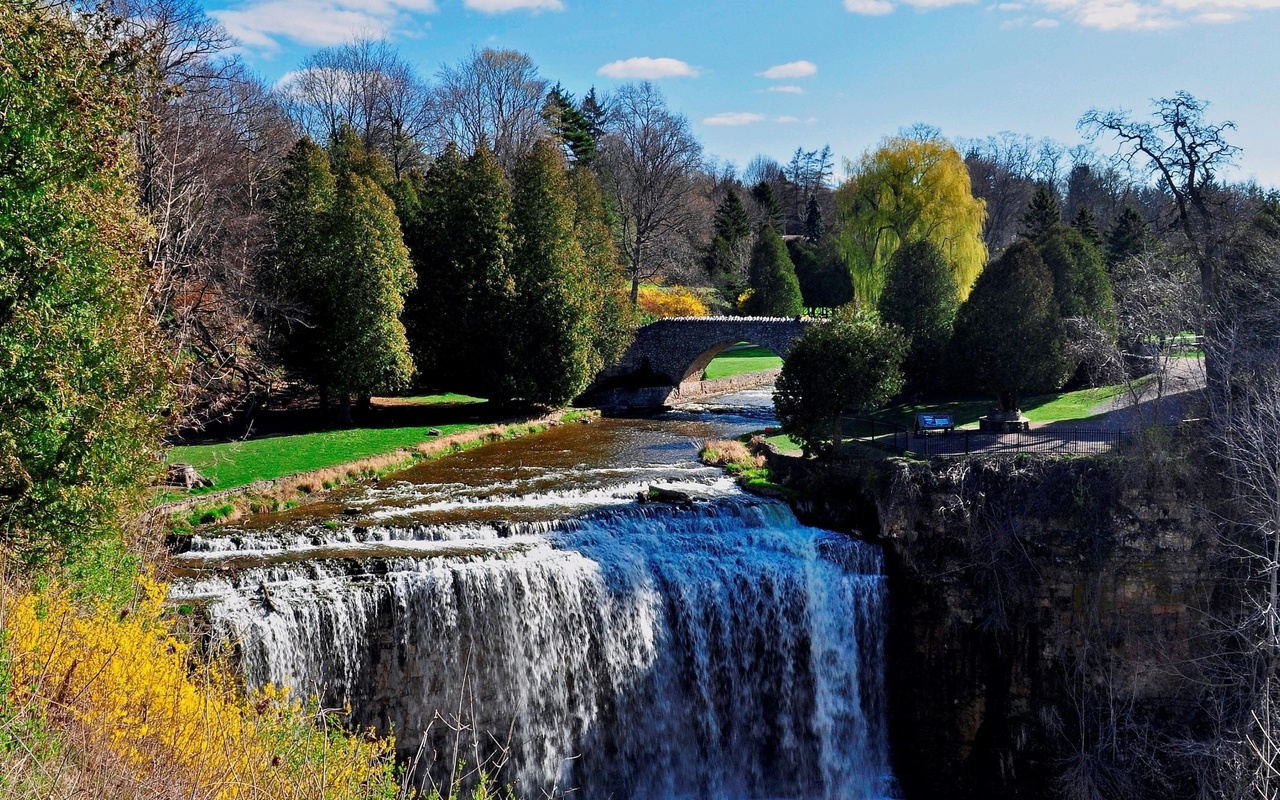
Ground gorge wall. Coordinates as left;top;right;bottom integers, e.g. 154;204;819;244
769;445;1239;799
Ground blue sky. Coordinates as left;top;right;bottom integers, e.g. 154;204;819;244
203;0;1280;187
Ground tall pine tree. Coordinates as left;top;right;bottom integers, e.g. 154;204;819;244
878;240;959;391
703;189;752;294
1106;206;1150;269
744;225;804;316
1020;183;1062;240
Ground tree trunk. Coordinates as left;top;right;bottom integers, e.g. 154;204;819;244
830;414;843;458
339;394;353;425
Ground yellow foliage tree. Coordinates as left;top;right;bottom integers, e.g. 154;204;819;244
835;135;987;304
637;285;710;319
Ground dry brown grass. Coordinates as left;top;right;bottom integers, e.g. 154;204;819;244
700;439;765;472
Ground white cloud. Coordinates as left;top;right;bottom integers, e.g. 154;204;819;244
1032;16;1060;23
213;0;437;48
464;0;563;12
597;57;699;79
1196;10;1238;19
996;2;1025;9
758;60;817;79
767;85;805;94
844;0;895;13
703;112;767;126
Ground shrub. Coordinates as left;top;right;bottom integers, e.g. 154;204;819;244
637;285;709;319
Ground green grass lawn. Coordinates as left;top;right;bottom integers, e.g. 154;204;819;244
703;343;783;381
166;422;485;495
864;382;1133;430
381;392;485;405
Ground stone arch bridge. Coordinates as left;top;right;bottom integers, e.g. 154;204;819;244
578;316;818;410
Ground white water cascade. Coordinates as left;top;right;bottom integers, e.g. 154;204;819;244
171;409;896;799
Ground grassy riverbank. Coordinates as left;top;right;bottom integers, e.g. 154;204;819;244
702;343;782;380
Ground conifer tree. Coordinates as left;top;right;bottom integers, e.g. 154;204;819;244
878;240;959;391
804;196;825;242
544;84;598;166
270;136;416;416
401;145;515;397
745;225;805;316
787;237;853;311
1020;183;1063;240
320;171;416;412
570;167;636;373
952;241;1069;413
704;189;753;293
751;181;784;232
506;139;596;404
1035;225;1115;327
1106;206;1151;269
1072;205;1102;247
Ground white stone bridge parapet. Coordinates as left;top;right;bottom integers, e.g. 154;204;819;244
578;316;819;410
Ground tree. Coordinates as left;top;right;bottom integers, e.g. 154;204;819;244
1105;207;1151;269
804;196;825;242
773;309;906;457
269;137;416;417
433;48;548;171
401;145;515;398
1072;205;1102;248
835;135;987;304
544;84;598;167
569;166;636;374
504;140;598;405
597;82;704;304
1035;225;1116;326
962;132;1064;251
787;237;854;312
1080;92;1239;306
877;240;959;391
744;226;804;317
703;189;753;294
1;2;175;565
952;241;1069;414
1020;183;1062;240
751;180;784;232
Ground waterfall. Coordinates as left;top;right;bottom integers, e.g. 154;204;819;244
177;496;894;799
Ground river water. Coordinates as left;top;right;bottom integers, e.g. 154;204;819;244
170;389;897;799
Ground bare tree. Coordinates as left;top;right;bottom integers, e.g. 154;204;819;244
432;48;547;171
108;0;297;423
285;38;434;177
961;132;1067;252
597;82;705;303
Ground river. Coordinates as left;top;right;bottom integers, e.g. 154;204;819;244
169;388;897;799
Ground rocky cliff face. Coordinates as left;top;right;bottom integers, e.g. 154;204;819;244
769;449;1235;799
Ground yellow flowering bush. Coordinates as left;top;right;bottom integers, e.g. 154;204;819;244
637;285;709;319
0;574;401;799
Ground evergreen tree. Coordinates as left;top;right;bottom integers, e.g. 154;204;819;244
544;84;598;166
1020;183;1062;240
580;87;609;144
1035;225;1115;327
1;3;175;564
745;225;804;316
804;196;825;242
952;241;1069;413
877;240;959;391
570;166;636;373
505;139;596;404
402;144;515;398
320;171;416;411
703;189;752;293
1071;205;1102;247
1105;206;1150;269
269;138;336;387
773;307;906;458
787;237;853;311
751;181;784;232
271;136;416;417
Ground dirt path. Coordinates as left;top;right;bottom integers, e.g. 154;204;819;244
1044;356;1206;431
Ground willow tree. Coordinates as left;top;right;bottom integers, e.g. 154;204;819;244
1;3;174;565
835;135;987;304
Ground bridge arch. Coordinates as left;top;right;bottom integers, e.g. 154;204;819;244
579;316;817;409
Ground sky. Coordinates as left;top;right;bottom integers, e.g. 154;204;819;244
200;0;1280;188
